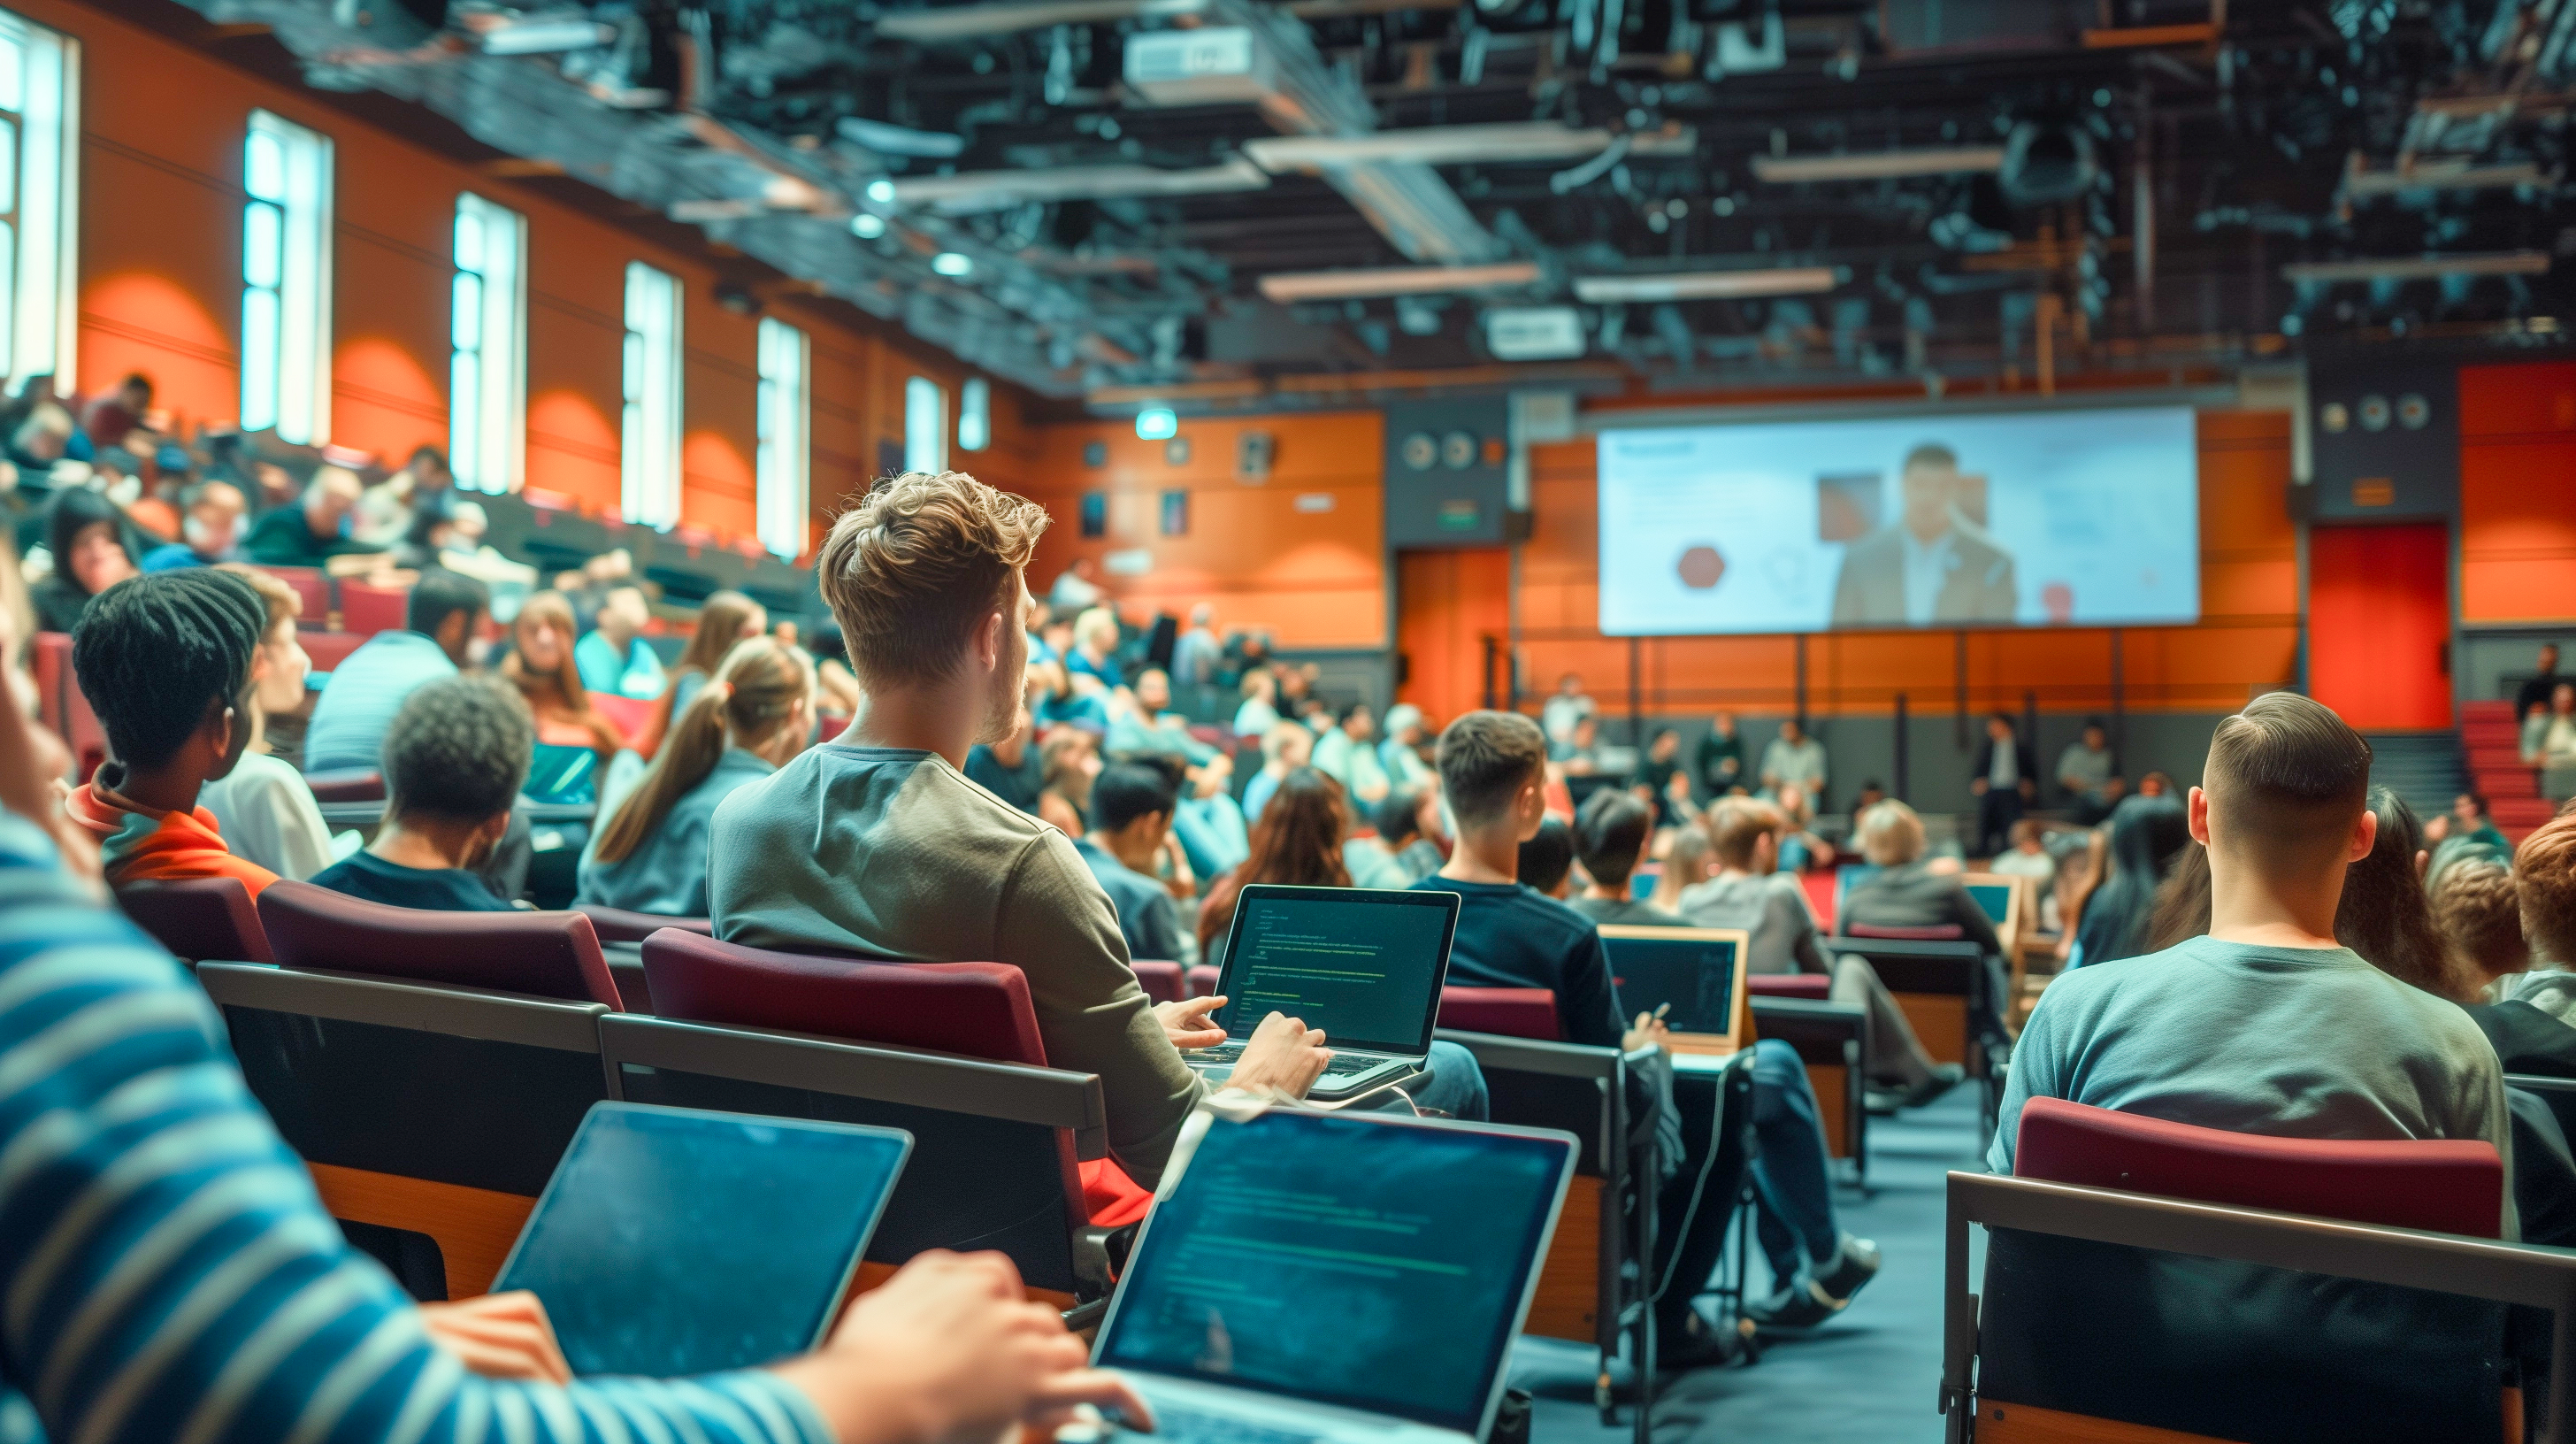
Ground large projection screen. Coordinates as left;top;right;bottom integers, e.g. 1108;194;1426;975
1595;404;2201;636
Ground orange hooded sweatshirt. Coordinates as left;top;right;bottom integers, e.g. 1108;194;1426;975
65;780;279;897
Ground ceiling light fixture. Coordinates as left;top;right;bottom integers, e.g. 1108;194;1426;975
1751;147;2005;183
1136;407;1179;439
932;252;975;278
2339;160;2550;198
886;159;1269;214
1258;262;1543;303
1573;266;1842;302
849;213;886;239
473;18;617;54
2280;250;2552;284
1246;123;1694;171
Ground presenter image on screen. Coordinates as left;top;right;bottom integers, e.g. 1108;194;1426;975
1828;442;2018;627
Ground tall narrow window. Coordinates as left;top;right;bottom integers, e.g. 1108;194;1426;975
451;193;525;495
0;12;76;392
242;110;333;443
903;375;945;474
755;317;809;559
620;261;681;527
956;376;990;452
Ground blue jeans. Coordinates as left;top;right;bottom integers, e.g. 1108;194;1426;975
1359;1040;1489;1123
1172;794;1251;879
1748;1037;1841;1284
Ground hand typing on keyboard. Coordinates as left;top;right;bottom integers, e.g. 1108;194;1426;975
1215;1011;1332;1098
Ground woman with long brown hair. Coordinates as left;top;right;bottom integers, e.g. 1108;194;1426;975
501;590;625;760
630;589;767;759
1196;766;1351;968
579;635;812;917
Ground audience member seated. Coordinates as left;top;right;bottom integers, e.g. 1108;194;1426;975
1684;797;1959;1109
1243;718;1314;823
1987;818;2057;881
1630;726;1690;826
243;462;381;570
1233;666;1281;736
80;371;151;451
965;709;1046;814
2519;641;2564;719
1836;800;2005;952
140;480;249;572
2336;787;2481;1002
1074;757;1200;965
2056;717;2126;824
1696;710;1745;798
1550;712;1604;774
579;636;811;918
2436;854;2531;995
0;680;1150;1442
709;470;1332;1188
1760;716;1828;803
310;676;531;911
302;570;487;772
1378;703;1435;792
1649;822;1711;913
2069;794;2190;967
2528;684;2576;804
1344;786;1443;889
1037;725;1100;837
2450;792;2511;854
576;582;667;701
630;589;765;758
1063;605;1122;695
1569;790;1682;926
1541;672;1595;748
1992;693;2514;1231
503;590;626;759
2506;814;2576;1020
2473;816;2576;1071
1311;701;1392;804
1199;767;1352;967
353;442;452;545
1516;815;1576;899
31;488;140;633
196;567;341;880
63;569;278;895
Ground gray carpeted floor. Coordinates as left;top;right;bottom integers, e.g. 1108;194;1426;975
1522;1087;1990;1444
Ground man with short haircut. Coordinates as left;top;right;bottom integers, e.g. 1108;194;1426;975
1992;692;2514;1233
310;677;531;910
244;464;383;568
1077;759;1200;964
1417;711;1880;1356
710;471;1334;1188
303;570;489;773
1970;712;2038;857
1569;789;1683;926
1760;716;1828;801
1683;796;1958;1108
62;569;279;895
141;480;249;571
576;583;667;700
2452;792;2511;855
1517;816;1576;900
1829;441;2018;626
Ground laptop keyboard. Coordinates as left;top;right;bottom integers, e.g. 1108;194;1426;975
1108;1406;1324;1444
1193;1045;1390;1078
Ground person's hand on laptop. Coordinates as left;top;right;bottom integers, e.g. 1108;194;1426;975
772;1248;1153;1444
1223;1011;1332;1097
1155;995;1228;1050
419;1291;571;1384
1622;1011;1672;1054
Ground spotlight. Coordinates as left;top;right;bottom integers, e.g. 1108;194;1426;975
1136;408;1178;440
932;252;974;278
849;213;886;239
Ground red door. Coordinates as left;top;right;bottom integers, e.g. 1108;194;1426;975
2308;523;2453;730
1396;549;1512;725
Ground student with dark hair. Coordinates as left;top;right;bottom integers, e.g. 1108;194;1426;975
1570;789;1680;925
2451;792;2511;854
62;569;277;895
1969;712;2038;856
1076;757;1200;965
310;676;533;910
2335;787;2479;1002
1991;693;2511;1233
1516;814;1576;899
579;636;811;918
31;486;141;634
1344;785;1438;888
1199;767;1351;965
2071;793;2192;967
303;568;488;772
196;565;337;879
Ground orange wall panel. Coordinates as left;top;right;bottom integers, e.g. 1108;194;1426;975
2458;363;2576;624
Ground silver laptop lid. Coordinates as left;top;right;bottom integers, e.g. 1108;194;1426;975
1211;884;1460;1056
1094;1108;1576;1439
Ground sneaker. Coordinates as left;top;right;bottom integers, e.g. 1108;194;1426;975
1867;1064;1966;1115
1653;1306;1749;1374
1744;1234;1882;1333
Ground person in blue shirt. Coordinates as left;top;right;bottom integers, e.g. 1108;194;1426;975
303;569;488;772
581;635;812;918
138;480;249;571
574;582;667;699
1073;758;1198;964
312;674;533;910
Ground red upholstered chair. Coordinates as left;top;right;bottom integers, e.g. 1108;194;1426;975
2013;1095;2504;1237
299;631;371;675
255;566;332;627
1438;987;1562;1041
337;579;409;635
303;769;386;803
640;930;1153;1226
33;633;104;782
257;879;622;1008
1130;960;1184;1006
575;903;713;946
1746;974;1832;1001
118;879;274;964
1184;964;1222;999
1844;922;1966;941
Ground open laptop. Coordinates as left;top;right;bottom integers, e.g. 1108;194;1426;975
491;1102;910;1376
1090;1107;1576;1443
1597;924;1752;1056
1192;884;1459;1103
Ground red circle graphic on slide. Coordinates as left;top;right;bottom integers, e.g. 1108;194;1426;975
1677;545;1726;589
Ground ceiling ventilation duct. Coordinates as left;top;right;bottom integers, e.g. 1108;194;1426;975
1997;121;2097;207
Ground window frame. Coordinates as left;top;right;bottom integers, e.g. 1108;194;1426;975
242;109;334;444
755;316;809;559
450;192;526;495
619;260;683;528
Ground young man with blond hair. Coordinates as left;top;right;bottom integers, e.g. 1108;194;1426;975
1992;693;2513;1232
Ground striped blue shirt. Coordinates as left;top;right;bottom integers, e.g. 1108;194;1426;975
0;813;832;1444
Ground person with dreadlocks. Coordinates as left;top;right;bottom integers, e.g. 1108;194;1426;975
62;567;278;895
